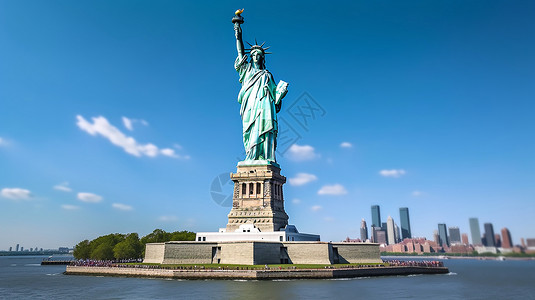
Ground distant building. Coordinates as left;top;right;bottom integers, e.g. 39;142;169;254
501;228;513;248
527;239;535;250
381;222;389;243
449;244;473;254
387;216;396;245
484;223;496;247
399;207;412;239
438;224;449;247
20;247;24;251
371;205;381;228
394;223;401;243
469;218;482;246
461;233;469;245
16;244;19;252
360;219;368;241
375;230;387;245
371;226;379;243
9;247;12;251
433;230;440;245
449;227;461;244
494;234;501;248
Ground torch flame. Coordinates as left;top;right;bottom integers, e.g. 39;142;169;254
235;9;244;16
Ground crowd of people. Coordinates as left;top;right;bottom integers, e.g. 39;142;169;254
384;260;444;267
71;259;444;269
71;258;142;267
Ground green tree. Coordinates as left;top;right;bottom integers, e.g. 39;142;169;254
73;229;197;260
73;240;91;259
169;230;196;241
87;233;125;260
140;229;169;244
91;242;115;260
113;233;143;259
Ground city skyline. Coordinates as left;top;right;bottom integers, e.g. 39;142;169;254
362;204;525;248
1;1;534;249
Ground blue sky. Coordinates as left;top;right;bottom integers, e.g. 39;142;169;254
1;0;534;250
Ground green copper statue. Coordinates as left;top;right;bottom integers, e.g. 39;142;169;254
232;9;289;166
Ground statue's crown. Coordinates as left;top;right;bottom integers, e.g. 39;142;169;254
245;40;272;55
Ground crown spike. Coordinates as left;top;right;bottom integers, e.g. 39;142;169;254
260;41;266;47
246;41;253;47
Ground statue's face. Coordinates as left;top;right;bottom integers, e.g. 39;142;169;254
251;50;264;65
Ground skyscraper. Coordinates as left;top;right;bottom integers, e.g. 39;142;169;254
438;223;449;247
16;244;19;252
469;218;482;246
448;227;461;244
494;234;501;248
371;205;381;228
394;223;401;243
360;219;368;241
501;228;513;248
399;207;412;240
484;223;496;247
433;230;440;245
381;222;389;243
387;216;396;245
461;233;469;245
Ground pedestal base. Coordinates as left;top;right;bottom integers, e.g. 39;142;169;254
226;164;288;232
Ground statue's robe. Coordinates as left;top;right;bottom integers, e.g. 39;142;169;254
235;55;282;162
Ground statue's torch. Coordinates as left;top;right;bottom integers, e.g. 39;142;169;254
232;9;244;25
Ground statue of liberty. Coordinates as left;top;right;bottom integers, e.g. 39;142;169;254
232;9;289;166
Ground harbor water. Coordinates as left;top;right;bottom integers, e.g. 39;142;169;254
0;256;534;299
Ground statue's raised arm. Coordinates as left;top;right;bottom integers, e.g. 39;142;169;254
232;9;245;60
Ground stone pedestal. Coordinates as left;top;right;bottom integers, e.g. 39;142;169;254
226;164;289;232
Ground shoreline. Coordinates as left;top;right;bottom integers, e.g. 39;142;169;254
65;265;449;280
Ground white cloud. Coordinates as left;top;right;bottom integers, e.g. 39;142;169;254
285;144;319;161
122;116;149;131
340;142;353;148
161;147;190;159
112;203;133;211
161;148;175;157
0;137;5;146
379;169;406;178
54;182;72;192
1;188;32;200
77;192;103;203
158;215;178;222
311;205;322;212
292;198;301;205
412;190;425;197
61;204;80;210
323;216;334;222
318;184;348;195
76;115;186;159
289;173;318;186
122;117;134;131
